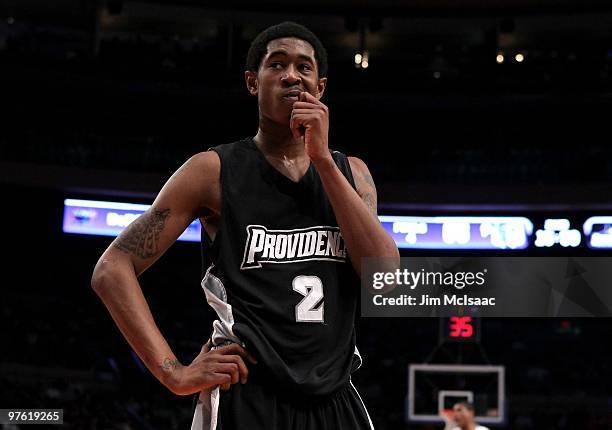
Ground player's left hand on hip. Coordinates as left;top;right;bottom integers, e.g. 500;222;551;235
202;340;233;391
290;91;332;165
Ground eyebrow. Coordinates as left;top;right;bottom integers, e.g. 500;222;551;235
266;50;315;64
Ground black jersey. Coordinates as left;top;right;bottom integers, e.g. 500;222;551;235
200;137;361;396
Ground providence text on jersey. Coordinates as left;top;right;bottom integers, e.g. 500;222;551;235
240;225;348;269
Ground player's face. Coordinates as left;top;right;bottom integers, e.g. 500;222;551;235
246;37;326;125
452;404;473;426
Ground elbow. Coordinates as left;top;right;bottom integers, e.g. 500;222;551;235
389;233;400;259
91;250;136;297
91;255;122;295
381;243;400;272
91;259;110;295
385;240;400;260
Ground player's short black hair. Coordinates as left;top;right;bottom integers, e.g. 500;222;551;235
246;21;328;77
454;401;475;412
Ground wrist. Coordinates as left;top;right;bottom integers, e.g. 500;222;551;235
160;357;183;391
311;155;336;174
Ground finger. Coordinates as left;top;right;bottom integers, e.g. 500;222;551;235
292;100;320;107
209;372;231;389
291;109;324;125
218;344;258;365
215;363;240;384
217;373;231;391
299;91;325;106
201;339;212;353
218;355;249;384
291;114;317;129
290;114;304;140
290;112;315;121
290;115;309;139
291;109;318;114
290;110;303;127
292;101;323;110
299;91;316;102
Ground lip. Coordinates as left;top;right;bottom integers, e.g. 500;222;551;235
282;90;303;101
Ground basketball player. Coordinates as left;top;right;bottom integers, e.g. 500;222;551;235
91;21;399;430
442;401;491;430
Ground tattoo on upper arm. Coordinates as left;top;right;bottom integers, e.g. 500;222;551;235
113;207;171;259
362;192;378;216
358;169;378;216
361;170;376;189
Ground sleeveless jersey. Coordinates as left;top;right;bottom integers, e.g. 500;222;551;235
200;137;361;397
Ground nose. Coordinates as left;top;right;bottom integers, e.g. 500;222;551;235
281;64;301;86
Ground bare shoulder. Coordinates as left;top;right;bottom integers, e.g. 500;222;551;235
182;150;220;180
347;156;369;175
347;156;376;190
157;150;221;217
177;150;221;190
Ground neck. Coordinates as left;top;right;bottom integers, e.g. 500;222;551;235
464;424;476;430
253;115;305;159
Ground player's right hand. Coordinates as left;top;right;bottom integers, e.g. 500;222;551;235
165;342;257;396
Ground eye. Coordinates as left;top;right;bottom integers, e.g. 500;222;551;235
269;62;283;69
300;63;312;72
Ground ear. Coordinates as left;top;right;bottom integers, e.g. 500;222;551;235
316;77;327;99
245;70;258;96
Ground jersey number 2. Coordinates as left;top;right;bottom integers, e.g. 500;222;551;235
292;275;324;323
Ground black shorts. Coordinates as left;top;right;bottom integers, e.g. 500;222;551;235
191;372;374;430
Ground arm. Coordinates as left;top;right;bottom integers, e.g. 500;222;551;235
91;151;254;395
291;91;399;276
313;155;399;275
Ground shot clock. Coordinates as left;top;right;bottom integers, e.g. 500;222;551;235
440;316;481;343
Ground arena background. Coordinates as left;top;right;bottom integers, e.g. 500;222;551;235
2;0;612;428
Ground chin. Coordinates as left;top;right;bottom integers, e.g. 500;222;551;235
261;106;291;124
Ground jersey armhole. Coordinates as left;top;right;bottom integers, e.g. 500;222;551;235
200;147;224;276
331;150;357;190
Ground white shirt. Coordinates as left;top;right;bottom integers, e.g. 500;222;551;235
451;426;489;430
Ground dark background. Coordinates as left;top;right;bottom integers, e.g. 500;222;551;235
1;0;612;428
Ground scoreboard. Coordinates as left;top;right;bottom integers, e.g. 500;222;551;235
379;215;612;250
62;198;612;251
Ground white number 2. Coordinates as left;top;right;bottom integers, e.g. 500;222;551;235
292;275;324;323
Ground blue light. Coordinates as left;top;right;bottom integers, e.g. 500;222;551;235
63;199;200;242
584;216;612;249
378;216;533;250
